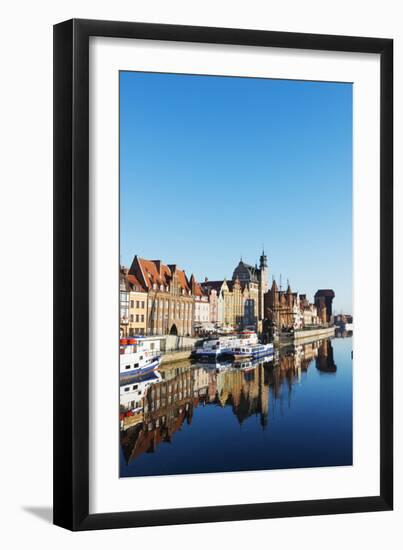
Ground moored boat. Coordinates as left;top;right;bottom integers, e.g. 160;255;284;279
120;336;162;378
193;335;238;360
193;331;259;360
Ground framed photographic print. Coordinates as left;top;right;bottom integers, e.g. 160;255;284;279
53;19;393;530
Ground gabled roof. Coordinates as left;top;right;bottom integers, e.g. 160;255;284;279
130;256;190;293
127;273;146;293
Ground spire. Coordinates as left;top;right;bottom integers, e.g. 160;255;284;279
259;246;268;269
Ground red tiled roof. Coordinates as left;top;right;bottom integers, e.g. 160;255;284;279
127;274;146;293
189;274;204;297
134;257;190;292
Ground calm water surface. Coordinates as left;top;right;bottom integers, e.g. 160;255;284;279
120;335;352;477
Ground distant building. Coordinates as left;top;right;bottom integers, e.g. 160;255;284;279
129;256;194;336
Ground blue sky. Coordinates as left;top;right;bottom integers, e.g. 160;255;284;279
120;72;352;313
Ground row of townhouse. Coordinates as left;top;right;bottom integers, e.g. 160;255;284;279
119;250;334;338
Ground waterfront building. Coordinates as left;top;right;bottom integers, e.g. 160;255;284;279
265;280;300;330
232;249;269;331
314;289;335;325
201;279;229;328
119;267;130;337
226;278;243;328
127;273;148;335
201;281;218;325
129;256;195;336
201;280;225;326
292;294;303;330
189;274;210;332
299;294;319;326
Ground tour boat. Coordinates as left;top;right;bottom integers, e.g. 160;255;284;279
120;336;162;378
193;331;258;360
193;335;239;360
227;342;274;361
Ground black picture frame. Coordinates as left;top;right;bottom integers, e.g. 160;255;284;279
53;18;393;531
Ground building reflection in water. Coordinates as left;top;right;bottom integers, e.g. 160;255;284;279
120;338;338;466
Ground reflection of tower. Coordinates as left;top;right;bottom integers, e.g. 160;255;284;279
258;363;269;428
258;248;269;321
315;339;337;372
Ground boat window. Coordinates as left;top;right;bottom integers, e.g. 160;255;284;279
133;384;138;390
140;356;143;360
134;363;139;368
124;387;130;392
125;365;131;370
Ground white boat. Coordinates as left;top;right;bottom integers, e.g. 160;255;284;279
193;335;239;359
228;342;274;361
194;331;258;360
120;336;161;378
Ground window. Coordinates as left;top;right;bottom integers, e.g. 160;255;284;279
124;387;130;392
130;300;134;308
130;314;134;322
141;301;145;308
125;365;131;370
136;314;139;322
141;315;144;322
136;301;140;308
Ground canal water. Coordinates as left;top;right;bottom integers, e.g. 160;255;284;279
120;335;352;477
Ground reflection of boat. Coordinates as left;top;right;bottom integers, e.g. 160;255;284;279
235;355;274;371
120;371;162;410
227;343;274;361
192;354;273;373
120;336;161;378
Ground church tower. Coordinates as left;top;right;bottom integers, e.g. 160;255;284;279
258;248;269;322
